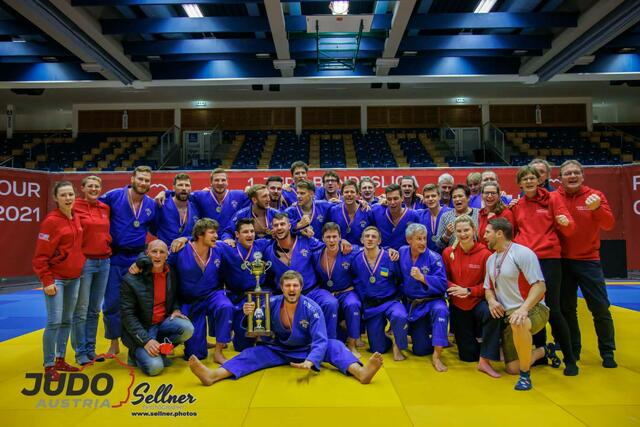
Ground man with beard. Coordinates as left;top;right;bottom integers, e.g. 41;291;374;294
170;218;233;363
264;213;342;338
154;173;197;247
557;160;617;368
285;180;333;238
398;223;449;372
438;173;455;208
266;176;290;211
282;161;311;206
351;226;408;361
328;179;370;245
316;170;342;202
358;177;379;205
418;184;450;254
217;218;272;352
100;165;156;355
369;184;420;250
188;270;384;386
221;184;279;241
483;218;550;391
400;176;426;210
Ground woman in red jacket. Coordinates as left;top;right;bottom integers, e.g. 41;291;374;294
512;166;578;376
72;175;112;365
32;181;86;380
443;215;501;378
477;182;514;241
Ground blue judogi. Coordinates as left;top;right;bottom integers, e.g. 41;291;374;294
154;196;197;246
220;206;279;241
404;198;427;211
285;200;333;238
315;187;342;201
351;249;408;354
312;248;361;340
100;186;156;339
190;189;249;232
218;239;273;351
170;244;233;360
271;197;291;212
398;246;449;355
469;194;512;208
221;295;359;378
418;207;451;254
281;185;298;207
369;205;420;250
328;203;370;245
264;236;339;338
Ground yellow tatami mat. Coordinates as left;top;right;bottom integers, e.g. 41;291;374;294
1;300;639;427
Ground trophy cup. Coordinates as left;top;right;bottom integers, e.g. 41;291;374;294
243;251;273;337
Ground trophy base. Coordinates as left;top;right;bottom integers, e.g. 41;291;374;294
246;330;273;338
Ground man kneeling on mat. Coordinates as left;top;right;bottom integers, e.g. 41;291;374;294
121;240;194;376
189;270;383;385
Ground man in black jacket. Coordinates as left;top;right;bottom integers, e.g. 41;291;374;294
121;239;194;376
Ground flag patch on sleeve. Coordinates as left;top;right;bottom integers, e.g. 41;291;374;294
380;267;389;277
38;233;50;241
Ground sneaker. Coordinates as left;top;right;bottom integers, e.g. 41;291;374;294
602;357;618;368
544;343;561;368
127;352;137;367
88;353;105;363
54;357;80;372
44;366;60;381
162;356;173;367
514;372;532;391
563;363;579;376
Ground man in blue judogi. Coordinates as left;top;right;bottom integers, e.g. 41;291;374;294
285;180;333;239
220;184;279;241
369;184;419;250
170;218;233;363
266;175;290;212
282;161;310;206
328;179;370;245
417;184;451;254
315;170;342;202
188;270;384;386
154;173;197;247
218;218;272;352
398;223;449;372
264;213;343;339
100;165;156;355
400;176;427;210
351;226;409;361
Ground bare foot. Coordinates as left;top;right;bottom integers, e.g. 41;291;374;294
189;355;215;386
348;345;362;359
392;344;406;361
106;339;120;355
432;357;448;372
359;353;384;384
213;350;228;365
356;338;366;348
206;342;215;349
477;358;501;378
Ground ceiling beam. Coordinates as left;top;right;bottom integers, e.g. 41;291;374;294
408;13;578;30
520;0;626;76
0;19;41;35
285;14;393;31
535;0;640;81
264;0;293;77
101;17;271;34
568;53;640;74
72;0;265;5
0;41;70;56
377;0;416;76
400;35;551;51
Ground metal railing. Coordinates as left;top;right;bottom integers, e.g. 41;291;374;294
440;123;460;161
159;125;181;169
0;156;14;167
483;121;510;165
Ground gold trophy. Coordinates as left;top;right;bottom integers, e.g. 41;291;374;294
243;251;273;337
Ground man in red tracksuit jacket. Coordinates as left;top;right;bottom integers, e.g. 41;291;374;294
557;160;617;368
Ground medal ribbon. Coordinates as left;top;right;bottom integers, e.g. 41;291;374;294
341;203;356;231
323;248;337;282
127;188;143;224
492;242;513;288
362;249;383;280
236;242;254;267
385;207;408;231
277;237;298;266
209;189;229;211
190;242;212;272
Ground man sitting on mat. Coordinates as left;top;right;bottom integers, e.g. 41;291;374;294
188;270;383;386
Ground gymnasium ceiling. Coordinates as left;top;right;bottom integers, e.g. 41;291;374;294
0;0;639;86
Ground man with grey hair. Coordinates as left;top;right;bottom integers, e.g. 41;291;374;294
529;158;554;191
398;223;449;371
437;173;454;208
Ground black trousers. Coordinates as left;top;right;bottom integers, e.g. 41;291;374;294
561;259;616;359
539;258;576;365
450;301;501;362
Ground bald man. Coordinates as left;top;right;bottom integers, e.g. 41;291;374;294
120;240;194;376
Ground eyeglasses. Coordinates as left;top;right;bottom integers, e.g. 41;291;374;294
483;191;498;196
561;170;582;176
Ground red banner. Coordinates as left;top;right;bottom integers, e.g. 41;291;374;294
1;165;638;279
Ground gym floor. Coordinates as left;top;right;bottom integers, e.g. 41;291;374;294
0;280;638;426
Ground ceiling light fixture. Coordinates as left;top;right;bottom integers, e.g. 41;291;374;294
329;1;349;16
183;4;204;18
473;0;497;13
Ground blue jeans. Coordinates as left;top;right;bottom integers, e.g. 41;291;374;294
131;317;194;376
43;278;81;367
71;258;110;364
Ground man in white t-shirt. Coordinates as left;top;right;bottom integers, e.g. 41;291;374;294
483;217;550;391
